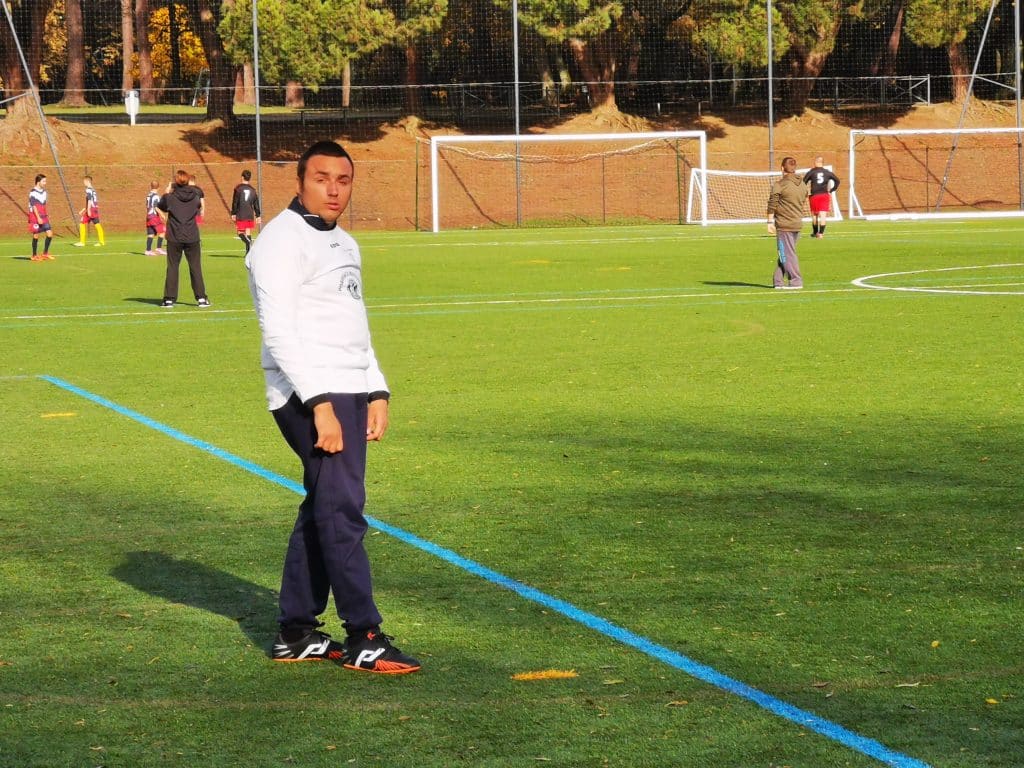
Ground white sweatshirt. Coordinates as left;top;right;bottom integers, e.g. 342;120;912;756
245;200;388;411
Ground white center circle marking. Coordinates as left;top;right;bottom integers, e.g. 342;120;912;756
852;263;1024;295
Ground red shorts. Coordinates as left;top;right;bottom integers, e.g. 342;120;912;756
809;193;832;215
29;219;51;234
196;214;204;226
81;213;100;224
146;214;165;235
235;219;255;233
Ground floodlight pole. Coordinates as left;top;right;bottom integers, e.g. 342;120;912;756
512;0;522;226
2;2;76;228
766;0;775;170
1016;0;1023;208
251;0;264;216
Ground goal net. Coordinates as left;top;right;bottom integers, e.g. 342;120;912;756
848;128;1024;220
685;166;842;225
430;131;707;231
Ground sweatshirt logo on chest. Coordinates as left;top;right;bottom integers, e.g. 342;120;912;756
339;269;362;300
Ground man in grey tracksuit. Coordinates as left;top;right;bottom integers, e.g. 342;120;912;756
766;156;808;290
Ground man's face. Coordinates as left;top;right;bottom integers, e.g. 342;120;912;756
297;154;354;225
783;159;797;174
38;177;47;189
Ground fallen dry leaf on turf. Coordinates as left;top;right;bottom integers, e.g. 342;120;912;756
512;669;578;681
986;698;1000;705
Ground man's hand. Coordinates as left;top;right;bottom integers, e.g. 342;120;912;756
313;402;344;453
366;399;389;442
767;221;776;235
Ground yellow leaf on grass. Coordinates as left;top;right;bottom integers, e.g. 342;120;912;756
511;669;578;681
985;698;1000;705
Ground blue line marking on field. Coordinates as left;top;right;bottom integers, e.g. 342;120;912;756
40;374;930;768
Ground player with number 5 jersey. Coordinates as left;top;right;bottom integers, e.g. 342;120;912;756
803;156;840;239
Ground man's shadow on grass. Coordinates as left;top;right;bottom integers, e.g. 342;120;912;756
702;280;774;289
111;551;277;653
125;297;166;306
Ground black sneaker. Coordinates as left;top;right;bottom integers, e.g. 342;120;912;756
342;628;421;674
197;297;211;308
160;299;174;308
271;628;344;662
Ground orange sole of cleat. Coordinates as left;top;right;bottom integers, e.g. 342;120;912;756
343;662;421;675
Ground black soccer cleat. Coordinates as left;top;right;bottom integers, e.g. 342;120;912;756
342;628;421;674
272;628;345;662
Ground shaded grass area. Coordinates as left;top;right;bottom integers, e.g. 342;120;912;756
1;221;1022;766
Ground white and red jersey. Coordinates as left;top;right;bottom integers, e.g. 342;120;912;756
146;190;160;223
84;186;99;218
146;189;165;234
28;186;49;230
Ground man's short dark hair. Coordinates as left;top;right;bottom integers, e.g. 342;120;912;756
297;141;353;181
241;169;251;181
35;174;46;184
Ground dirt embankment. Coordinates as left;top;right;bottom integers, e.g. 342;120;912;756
0;101;1016;236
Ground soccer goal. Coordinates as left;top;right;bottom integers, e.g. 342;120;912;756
430;131;707;232
848;127;1024;220
685;166;843;225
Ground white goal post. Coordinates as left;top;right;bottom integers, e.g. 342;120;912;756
848;127;1024;220
430;131;708;232
685;166;843;225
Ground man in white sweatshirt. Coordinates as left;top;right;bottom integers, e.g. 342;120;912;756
246;140;420;674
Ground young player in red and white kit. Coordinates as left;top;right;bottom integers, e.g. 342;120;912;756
230;169;261;255
73;175;106;247
803;156;841;239
145;180;167;256
28;174;54;262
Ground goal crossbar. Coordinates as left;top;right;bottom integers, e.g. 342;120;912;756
430;130;708;232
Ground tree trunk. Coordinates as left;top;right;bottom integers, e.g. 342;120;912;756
169;1;183;92
403;44;421;115
780;49;829;115
342;61;352;109
234;62;255;105
62;0;88;106
871;1;905;77
949;39;969;102
136;0;157;104
534;44;556;107
285;81;305;108
568;36;617;110
0;0;56;119
182;0;235;122
233;64;255;105
121;0;135;92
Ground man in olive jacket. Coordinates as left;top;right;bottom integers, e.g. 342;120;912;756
766;156;808;289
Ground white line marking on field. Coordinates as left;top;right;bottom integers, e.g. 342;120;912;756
852;263;1024;295
0;287;871;323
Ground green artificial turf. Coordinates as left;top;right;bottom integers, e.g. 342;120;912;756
1;220;1021;767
